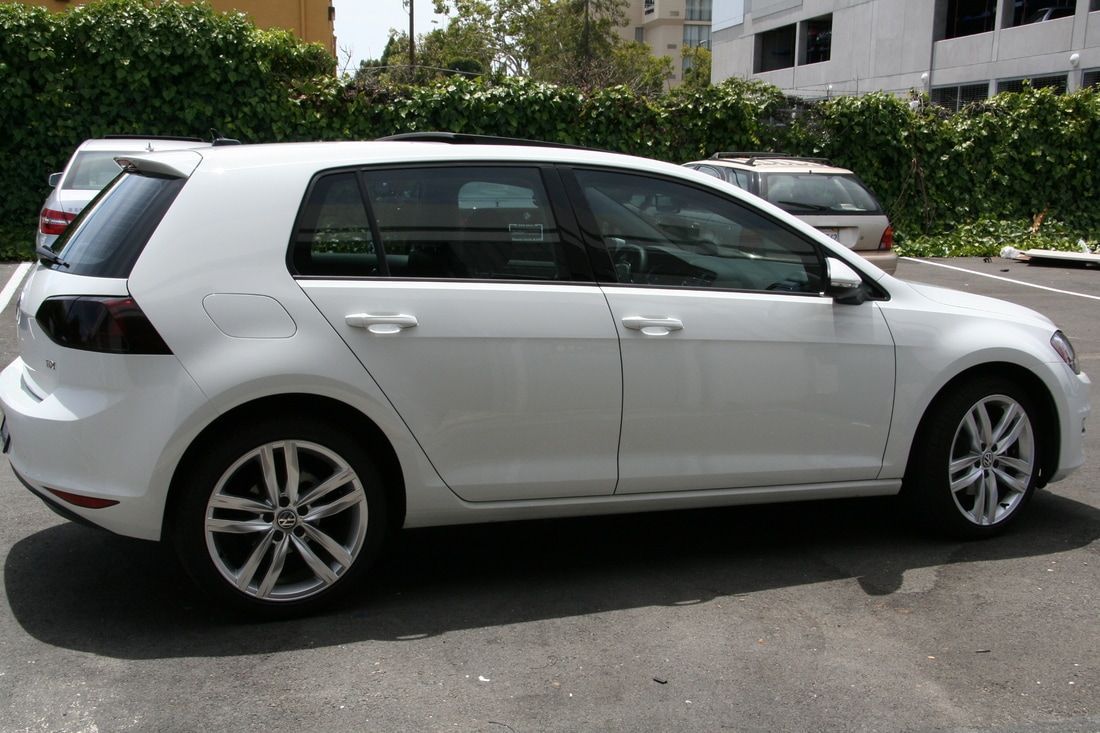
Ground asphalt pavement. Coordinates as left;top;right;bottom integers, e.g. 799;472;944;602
0;257;1096;732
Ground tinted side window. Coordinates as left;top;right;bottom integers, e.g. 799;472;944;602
51;173;184;278
362;167;566;281
574;169;823;293
292;173;378;276
691;165;725;182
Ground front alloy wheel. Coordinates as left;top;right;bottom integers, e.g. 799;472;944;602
905;377;1041;537
947;395;1035;526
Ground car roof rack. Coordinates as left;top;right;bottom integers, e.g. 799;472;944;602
103;134;206;143
377;131;591;150
709;151;834;166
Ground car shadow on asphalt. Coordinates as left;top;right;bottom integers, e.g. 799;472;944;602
5;491;1098;659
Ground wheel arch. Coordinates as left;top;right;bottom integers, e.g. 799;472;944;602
909;362;1060;488
163;393;407;539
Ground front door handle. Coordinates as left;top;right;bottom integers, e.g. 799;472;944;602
621;316;683;336
345;313;418;335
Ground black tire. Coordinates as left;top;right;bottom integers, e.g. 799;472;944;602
172;417;387;618
903;377;1041;539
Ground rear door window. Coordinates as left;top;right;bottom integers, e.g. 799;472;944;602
362;167;567;281
48;172;185;278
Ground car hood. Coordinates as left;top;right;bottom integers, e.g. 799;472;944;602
905;281;1053;327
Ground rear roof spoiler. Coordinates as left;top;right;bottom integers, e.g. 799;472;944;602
114;149;204;179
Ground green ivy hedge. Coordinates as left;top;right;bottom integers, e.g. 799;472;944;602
2;0;1098;260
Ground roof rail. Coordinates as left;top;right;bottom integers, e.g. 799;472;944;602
102;134;206;143
377;131;591;150
709;151;833;166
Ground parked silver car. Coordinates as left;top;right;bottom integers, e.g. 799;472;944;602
684;153;897;274
37;136;212;249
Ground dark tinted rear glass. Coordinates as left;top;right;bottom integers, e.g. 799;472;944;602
49;172;184;278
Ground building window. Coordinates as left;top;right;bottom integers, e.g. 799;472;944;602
644;0;655;14
1084;70;1100;89
930;83;989;111
801;15;832;65
997;74;1068;94
635;26;645;42
755;24;796;73
683;24;711;49
685;0;712;22
1010;2;1076;26
943;0;996;39
1093;0;1100;11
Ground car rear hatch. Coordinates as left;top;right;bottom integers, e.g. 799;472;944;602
760;171;890;252
21;152;200;397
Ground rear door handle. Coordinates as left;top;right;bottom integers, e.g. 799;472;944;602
621;316;683;336
345;313;418;335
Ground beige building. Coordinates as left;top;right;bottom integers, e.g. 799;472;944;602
18;0;336;54
618;0;713;84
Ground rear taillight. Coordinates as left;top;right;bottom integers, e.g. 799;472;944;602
36;296;172;354
878;225;894;251
39;207;75;236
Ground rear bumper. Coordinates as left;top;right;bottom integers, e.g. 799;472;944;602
10;465;107;531
0;355;208;540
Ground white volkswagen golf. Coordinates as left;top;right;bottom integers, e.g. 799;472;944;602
0;135;1089;616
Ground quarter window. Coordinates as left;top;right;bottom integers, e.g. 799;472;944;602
574;169;823;293
292;173;378;276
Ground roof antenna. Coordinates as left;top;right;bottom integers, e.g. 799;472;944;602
210;129;241;146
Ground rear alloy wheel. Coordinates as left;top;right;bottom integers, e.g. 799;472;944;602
905;378;1040;537
175;419;386;616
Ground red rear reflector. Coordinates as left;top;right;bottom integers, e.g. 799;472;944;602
46;488;119;509
39;207;75;236
878;225;894;251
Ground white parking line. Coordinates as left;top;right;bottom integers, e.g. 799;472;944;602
901;257;1100;302
0;262;32;314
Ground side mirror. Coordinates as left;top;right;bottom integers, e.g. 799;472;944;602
826;257;867;305
48;172;62;188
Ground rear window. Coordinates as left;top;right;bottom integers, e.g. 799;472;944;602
762;173;882;214
62;151;125;191
48;172;184;277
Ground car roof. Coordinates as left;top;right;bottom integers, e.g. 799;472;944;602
75;137;212;154
142;140;713;179
688;156;853;175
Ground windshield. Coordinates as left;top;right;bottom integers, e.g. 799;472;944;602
763;173;883;214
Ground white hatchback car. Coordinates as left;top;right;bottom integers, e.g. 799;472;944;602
0;135;1089;616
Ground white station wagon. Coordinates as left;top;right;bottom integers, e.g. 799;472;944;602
0;134;1089;616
